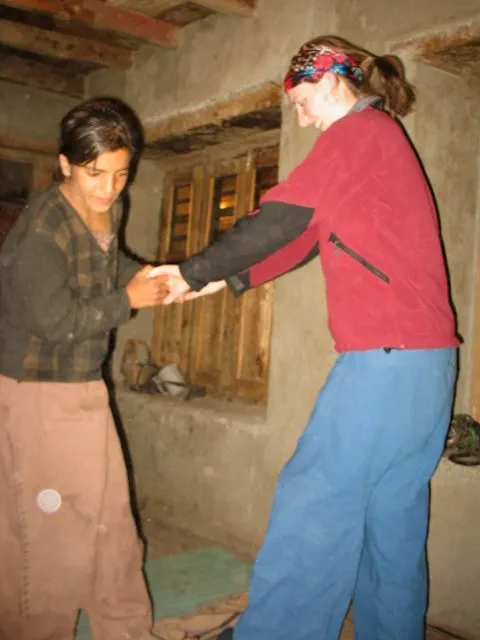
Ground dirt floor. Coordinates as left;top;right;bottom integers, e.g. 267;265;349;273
141;513;214;559
140;513;469;640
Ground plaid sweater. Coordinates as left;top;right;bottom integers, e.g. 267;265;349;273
0;185;141;381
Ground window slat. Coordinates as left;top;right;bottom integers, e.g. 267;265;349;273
153;147;279;402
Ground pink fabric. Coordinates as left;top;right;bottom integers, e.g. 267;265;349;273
92;230;115;253
0;375;152;640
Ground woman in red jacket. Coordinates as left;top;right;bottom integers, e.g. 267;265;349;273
155;36;459;640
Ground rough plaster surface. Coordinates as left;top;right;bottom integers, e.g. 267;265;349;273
86;69;127;101
121;0;338;125
117;390;271;555
429;460;480;635
336;0;480;47
0;82;76;142
83;0;480;634
413;66;480;412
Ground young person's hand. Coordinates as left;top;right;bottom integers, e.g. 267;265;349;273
126;266;169;309
147;265;190;304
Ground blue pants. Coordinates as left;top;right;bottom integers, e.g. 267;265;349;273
234;348;457;640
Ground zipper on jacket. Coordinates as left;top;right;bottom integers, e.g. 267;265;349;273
328;232;390;284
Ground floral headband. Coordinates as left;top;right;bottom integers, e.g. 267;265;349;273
284;44;363;91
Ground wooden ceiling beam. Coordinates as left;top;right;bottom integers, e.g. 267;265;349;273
0;133;57;156
0;52;84;97
145;82;281;144
2;0;180;48
0;17;132;68
108;1;181;18
191;0;255;16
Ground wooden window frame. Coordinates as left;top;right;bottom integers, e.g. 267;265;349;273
153;146;279;402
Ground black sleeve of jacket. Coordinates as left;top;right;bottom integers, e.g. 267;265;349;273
179;201;315;291
225;242;319;296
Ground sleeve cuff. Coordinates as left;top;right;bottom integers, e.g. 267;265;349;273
179;258;210;291
117;287;133;322
225;272;251;296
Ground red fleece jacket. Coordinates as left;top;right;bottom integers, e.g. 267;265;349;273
249;108;459;352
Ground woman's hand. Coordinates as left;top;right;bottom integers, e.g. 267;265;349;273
183;280;227;301
126;265;169;309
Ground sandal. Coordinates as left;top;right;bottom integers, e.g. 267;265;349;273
447;414;480;466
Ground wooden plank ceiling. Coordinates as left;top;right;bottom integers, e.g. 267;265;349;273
392;21;480;81
145;82;282;156
0;0;256;98
0;0;282;158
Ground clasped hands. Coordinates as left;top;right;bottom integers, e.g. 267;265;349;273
147;264;226;305
126;264;225;309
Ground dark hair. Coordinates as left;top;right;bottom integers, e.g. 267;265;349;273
292;35;416;118
56;96;145;181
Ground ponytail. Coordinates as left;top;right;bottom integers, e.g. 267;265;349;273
360;54;415;117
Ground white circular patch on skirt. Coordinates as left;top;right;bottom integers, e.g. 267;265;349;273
36;489;62;513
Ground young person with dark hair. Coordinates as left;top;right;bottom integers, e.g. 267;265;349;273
153;36;459;640
0;97;166;640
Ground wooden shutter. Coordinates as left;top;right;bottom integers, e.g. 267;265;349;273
152;168;203;375
152;146;279;402
228;148;277;400
189;148;278;401
189;158;244;394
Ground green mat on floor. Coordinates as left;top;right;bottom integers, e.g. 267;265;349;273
75;547;252;640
